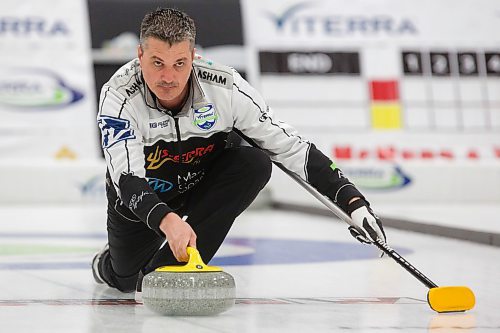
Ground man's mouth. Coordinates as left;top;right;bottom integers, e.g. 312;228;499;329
157;83;177;89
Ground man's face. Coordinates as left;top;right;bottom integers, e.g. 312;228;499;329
138;37;194;109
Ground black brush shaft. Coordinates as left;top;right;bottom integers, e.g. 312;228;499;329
275;162;439;290
373;239;438;289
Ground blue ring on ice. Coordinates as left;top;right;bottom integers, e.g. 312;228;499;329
0;233;411;269
211;237;411;265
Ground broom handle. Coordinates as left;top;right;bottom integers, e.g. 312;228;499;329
275;163;438;289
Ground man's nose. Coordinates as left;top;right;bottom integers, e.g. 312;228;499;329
160;68;175;83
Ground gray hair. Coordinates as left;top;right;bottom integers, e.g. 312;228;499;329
140;8;196;49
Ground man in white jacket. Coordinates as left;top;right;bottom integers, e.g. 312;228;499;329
93;8;386;292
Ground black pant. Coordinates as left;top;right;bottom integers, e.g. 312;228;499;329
100;146;272;292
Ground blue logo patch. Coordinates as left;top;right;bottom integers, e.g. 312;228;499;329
97;116;135;149
147;177;174;193
193;104;217;130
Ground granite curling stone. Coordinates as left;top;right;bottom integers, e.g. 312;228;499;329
142;247;236;316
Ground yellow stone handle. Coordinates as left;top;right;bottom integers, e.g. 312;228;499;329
186;246;206;268
155;246;223;272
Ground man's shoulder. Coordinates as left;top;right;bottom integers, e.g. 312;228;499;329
105;59;144;98
193;55;235;89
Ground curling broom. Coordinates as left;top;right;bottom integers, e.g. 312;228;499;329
276;163;475;313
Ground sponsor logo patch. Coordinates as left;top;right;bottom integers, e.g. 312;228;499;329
146;143;215;170
125;81;141;97
98;116;136;149
128;191;153;210
147;178;174;193
193;104;218;130
196;69;227;86
178;170;205;193
149;119;170;129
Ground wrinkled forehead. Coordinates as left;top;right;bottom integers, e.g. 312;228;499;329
141;37;194;53
141;35;195;50
141;38;193;59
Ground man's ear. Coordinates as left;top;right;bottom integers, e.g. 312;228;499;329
137;44;144;62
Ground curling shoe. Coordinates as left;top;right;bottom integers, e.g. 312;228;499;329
92;244;109;284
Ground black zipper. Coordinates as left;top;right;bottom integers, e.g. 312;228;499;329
174;117;183;165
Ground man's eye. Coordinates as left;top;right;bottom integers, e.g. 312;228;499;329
154;61;163;67
175;62;185;67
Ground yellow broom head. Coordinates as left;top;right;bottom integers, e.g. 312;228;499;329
427;286;475;313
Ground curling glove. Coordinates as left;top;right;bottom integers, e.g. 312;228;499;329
347;199;386;246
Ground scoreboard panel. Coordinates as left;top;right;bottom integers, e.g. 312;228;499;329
241;0;500;202
256;48;500;133
401;50;499;131
259;50;369;130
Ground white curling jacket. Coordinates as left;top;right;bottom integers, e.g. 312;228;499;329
97;55;363;235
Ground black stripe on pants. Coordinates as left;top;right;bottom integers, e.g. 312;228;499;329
101;146;272;292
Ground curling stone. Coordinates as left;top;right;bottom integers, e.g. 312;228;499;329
142;247;235;316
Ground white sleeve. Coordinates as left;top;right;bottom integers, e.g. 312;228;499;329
230;70;366;213
97;86;146;194
231;70;311;180
96;85;172;234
